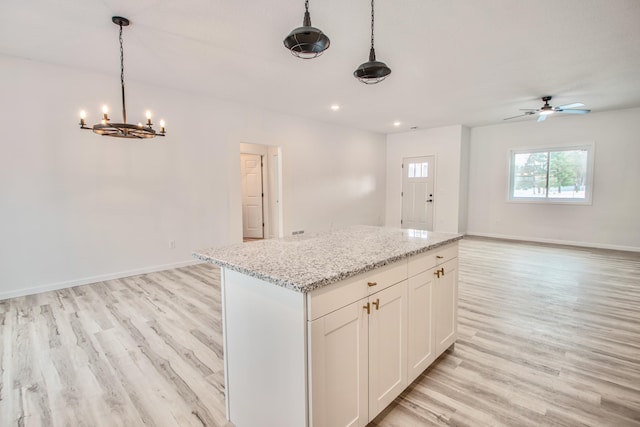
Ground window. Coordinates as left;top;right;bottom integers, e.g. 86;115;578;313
509;144;594;203
408;162;428;178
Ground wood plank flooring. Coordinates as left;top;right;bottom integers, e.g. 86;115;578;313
372;237;640;427
1;237;639;426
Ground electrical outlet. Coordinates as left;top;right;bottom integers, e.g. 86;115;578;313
169;240;176;249
292;230;304;235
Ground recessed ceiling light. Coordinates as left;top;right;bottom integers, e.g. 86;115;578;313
393;121;401;127
330;104;340;111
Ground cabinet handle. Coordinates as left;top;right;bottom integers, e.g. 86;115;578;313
434;270;440;278
436;255;444;259
367;281;377;287
440;268;445;275
363;302;370;315
372;299;380;310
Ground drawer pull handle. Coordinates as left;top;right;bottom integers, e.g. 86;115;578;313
436;255;444;259
372;299;380;310
367;281;377;287
363;302;371;315
434;268;445;278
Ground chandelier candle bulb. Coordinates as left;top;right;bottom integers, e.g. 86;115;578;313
102;105;109;121
80;110;87;127
160;120;166;133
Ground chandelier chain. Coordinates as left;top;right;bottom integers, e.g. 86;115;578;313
118;22;127;124
305;0;309;12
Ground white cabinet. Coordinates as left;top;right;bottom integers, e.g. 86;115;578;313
407;269;435;382
368;282;408;417
309;280;408;427
309;298;369;427
434;257;458;355
406;242;459;383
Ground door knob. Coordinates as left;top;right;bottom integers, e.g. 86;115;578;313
426;199;433;202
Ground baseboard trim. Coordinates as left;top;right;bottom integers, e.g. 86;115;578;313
0;259;204;301
465;232;640;253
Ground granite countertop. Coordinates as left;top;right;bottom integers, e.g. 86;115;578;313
193;225;462;293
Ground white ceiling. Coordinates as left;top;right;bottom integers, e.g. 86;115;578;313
2;0;640;134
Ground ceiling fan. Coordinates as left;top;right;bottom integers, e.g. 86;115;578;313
504;96;591;122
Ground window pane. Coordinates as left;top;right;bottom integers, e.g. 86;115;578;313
548;150;588;199
421;162;428;177
512;152;548;198
408;163;415;178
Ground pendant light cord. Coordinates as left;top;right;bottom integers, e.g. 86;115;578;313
370;0;375;49
119;22;127;123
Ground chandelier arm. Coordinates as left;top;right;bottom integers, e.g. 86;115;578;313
119;22;127;124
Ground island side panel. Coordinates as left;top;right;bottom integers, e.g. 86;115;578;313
222;268;308;427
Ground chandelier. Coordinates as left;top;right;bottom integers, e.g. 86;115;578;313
354;0;391;84
79;17;166;139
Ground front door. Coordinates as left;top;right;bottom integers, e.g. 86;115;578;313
241;153;264;239
401;156;435;230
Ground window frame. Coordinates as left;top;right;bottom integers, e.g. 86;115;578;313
507;143;595;205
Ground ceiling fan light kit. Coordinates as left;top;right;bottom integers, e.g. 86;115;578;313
504;96;591;122
283;0;330;59
79;16;166;139
354;0;391;84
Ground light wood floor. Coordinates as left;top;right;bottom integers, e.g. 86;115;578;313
1;238;639;426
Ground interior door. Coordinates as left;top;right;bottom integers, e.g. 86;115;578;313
241;153;264;239
401;156;435;230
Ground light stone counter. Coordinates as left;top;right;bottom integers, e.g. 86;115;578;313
193;225;462;293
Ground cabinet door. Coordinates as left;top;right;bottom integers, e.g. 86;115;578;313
407;270;435;383
368;281;408;419
309;299;369;427
434;258;458;356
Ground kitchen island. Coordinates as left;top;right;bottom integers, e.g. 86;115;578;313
193;225;462;427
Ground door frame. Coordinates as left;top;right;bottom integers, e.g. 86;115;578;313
240;142;283;240
401;155;437;230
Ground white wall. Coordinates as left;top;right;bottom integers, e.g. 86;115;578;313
467;108;640;251
0;55;386;299
386;125;469;233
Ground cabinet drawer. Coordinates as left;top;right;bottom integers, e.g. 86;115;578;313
307;260;407;321
408;242;458;277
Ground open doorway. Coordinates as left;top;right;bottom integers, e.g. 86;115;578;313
240;143;283;241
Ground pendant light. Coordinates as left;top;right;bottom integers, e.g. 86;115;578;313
283;0;330;59
79;17;166;139
354;0;391;84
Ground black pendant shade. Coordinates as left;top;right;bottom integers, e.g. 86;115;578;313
283;1;330;59
354;0;391;84
354;47;391;84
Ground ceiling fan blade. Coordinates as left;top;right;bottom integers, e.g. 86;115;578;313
558;109;591;114
504;112;535;120
556;102;584;110
537;114;547;122
519;109;537;111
